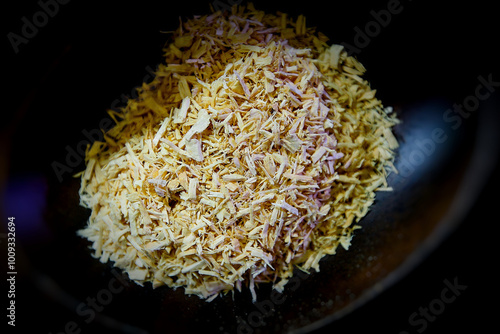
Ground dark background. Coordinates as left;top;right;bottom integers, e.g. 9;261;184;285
2;0;499;333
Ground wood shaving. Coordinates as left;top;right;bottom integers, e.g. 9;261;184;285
77;3;399;302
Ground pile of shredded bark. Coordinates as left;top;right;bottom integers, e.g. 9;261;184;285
77;3;399;301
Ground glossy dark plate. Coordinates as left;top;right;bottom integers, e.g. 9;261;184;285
2;1;499;333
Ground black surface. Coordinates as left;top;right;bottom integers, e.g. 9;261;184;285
2;0;499;333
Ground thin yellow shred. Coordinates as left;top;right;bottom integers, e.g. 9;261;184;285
77;3;399;301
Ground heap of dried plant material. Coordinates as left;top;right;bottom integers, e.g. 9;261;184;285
77;3;399;302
